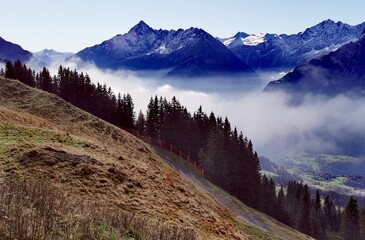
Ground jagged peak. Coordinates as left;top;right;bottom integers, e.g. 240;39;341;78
186;27;205;33
136;20;149;27
299;19;348;36
129;20;154;34
319;19;335;25
314;19;353;30
309;19;338;30
233;32;249;39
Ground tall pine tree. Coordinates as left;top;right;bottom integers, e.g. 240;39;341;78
342;197;360;240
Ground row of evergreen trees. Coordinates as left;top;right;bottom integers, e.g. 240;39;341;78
136;96;262;207
4;61;135;129
2;60;263;212
280;181;365;240
3;60;365;239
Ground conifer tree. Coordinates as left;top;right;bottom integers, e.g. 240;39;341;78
360;207;365;239
13;60;24;80
298;184;311;235
276;185;290;225
315;190;321;212
312;190;325;238
208;112;217;128
259;175;277;215
136;110;146;133
146;96;159;138
342;196;360;240
38;67;53;93
324;195;334;232
122;93;135;128
5;61;15;80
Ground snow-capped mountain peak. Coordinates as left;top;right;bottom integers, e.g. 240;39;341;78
76;21;254;77
221;32;250;47
219;19;365;70
221;32;268;47
242;33;266;46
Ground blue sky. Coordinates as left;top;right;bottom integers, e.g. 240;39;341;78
2;0;365;52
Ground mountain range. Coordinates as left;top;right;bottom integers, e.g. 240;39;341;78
75;21;253;78
265;31;365;96
1;19;365;85
220;19;365;70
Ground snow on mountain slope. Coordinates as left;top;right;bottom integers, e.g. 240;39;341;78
242;33;266;46
76;21;254;78
220;19;365;70
264;32;365;96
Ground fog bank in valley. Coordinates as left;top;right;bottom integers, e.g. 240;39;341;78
50;59;365;161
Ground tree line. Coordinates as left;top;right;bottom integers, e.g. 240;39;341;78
137;96;262;207
2;60;263;209
279;181;365;240
3;61;135;129
2;60;365;239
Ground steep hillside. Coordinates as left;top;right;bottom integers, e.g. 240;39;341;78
0;77;312;239
0;36;32;62
154;147;312;240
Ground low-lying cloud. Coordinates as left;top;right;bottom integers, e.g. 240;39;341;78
46;59;365;161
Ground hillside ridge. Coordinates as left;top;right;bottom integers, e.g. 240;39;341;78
0;77;310;239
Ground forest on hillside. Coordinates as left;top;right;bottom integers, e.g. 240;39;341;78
2;60;365;240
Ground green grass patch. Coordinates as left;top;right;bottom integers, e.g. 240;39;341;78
98;222;120;240
261;170;279;178
236;222;282;240
326;177;353;190
318;154;358;163
0;124;103;159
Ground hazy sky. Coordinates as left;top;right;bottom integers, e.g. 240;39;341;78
2;0;365;52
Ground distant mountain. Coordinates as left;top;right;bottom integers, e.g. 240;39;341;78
264;32;365;96
220;20;365;70
33;49;73;65
76;21;254;78
0;36;32;63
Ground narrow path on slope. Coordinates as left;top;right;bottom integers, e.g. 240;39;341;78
151;147;312;240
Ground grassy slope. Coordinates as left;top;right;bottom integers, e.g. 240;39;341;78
0;77;309;239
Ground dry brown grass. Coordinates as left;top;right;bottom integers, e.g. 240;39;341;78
0;176;196;240
0;77;307;239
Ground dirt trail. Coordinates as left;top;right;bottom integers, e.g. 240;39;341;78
154;147;312;240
